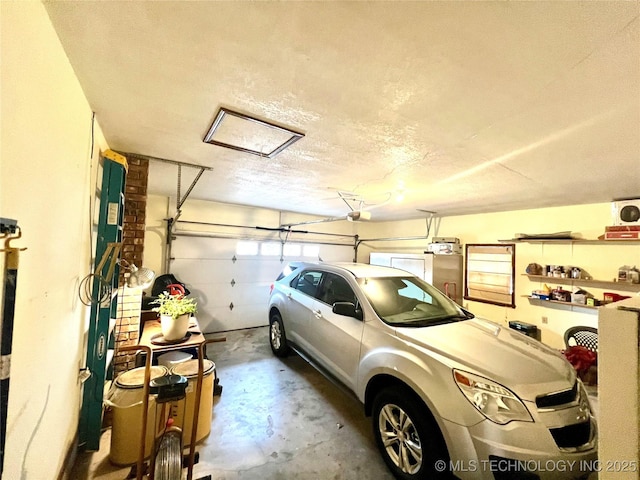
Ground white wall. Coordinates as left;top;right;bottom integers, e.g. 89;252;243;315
144;194;170;278
1;2;107;477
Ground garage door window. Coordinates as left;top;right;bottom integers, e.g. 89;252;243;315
283;243;301;257
302;244;320;258
260;242;281;256
236;241;259;255
239;241;321;257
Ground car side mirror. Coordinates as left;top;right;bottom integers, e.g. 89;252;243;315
333;302;363;320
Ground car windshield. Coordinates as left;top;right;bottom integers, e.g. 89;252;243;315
357;275;471;327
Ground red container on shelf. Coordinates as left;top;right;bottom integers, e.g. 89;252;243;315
603;292;631;303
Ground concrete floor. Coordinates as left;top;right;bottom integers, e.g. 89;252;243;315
70;326;394;479
71;326;599;480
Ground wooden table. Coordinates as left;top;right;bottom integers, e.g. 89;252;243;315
134;316;224;480
138;316;206;360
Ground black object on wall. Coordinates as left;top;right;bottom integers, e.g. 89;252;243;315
0;218;25;479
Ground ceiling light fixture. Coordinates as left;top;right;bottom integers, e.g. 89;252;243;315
203;107;305;158
346;211;372;222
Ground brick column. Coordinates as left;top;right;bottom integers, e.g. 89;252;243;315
120;156;148;277
114;155;149;376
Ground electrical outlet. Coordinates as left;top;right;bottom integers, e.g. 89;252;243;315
541;316;548;324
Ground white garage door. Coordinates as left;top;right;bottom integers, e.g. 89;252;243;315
170;235;354;333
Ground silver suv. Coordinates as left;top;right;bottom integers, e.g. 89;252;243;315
268;262;597;480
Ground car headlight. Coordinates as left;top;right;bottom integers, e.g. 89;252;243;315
453;369;533;425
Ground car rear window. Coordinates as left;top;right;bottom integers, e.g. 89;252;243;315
276;263;301;281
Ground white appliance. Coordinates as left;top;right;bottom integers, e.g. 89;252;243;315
612;199;640;225
597;297;640;474
369;252;463;304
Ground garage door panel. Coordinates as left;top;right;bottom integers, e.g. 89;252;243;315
187;283;270;309
169;259;216;284
172;258;285;284
172;237;240;258
196;304;268;333
314;245;356;262
170;235;354;330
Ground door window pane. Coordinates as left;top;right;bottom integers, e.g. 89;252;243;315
464;244;515;307
318;273;357;306
293;270;323;298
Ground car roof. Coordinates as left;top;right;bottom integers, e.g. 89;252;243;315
291;261;409;279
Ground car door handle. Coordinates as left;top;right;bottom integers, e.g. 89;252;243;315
312;309;322;318
287;292;292;299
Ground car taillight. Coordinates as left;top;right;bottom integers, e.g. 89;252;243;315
269;283;274;295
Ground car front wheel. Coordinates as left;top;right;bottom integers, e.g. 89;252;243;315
372;387;450;480
269;311;290;357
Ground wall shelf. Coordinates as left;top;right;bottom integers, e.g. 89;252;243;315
523;274;640;292
510;234;640;314
500;238;640;245
523;295;599;312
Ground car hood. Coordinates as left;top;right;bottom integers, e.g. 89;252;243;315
394;318;576;401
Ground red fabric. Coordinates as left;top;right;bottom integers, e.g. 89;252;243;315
564;346;597;372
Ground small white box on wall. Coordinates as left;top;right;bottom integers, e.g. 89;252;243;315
612;199;640;226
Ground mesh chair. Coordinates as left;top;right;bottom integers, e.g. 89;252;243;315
564;326;598;352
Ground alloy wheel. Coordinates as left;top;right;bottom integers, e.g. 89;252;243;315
270;320;282;350
378;403;423;474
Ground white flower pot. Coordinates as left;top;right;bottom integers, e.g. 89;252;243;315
160;313;190;341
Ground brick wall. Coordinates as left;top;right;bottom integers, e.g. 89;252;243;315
120;156;148;277
113;286;143;377
114;155;149;376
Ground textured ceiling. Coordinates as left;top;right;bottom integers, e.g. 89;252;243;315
44;1;639;221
